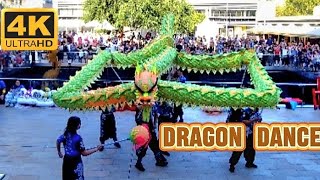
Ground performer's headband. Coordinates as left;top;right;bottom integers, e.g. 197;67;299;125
134;78;158;94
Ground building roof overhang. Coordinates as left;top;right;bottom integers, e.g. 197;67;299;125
257;15;320;23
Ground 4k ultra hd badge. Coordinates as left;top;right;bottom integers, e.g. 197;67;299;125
0;8;58;51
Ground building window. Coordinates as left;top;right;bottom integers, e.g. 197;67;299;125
246;10;256;17
235;11;243;17
213;10;226;17
229;10;236;17
196;10;206;15
73;9;83;16
213;10;249;17
59;8;81;17
228;10;245;17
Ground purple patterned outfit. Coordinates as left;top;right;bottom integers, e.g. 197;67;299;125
57;133;85;180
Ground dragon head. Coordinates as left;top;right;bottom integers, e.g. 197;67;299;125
134;70;158;106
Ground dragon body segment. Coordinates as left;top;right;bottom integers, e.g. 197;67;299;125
53;14;281;122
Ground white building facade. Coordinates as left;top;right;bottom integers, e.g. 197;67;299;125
1;0;52;8
253;7;320;38
187;0;277;37
52;0;85;30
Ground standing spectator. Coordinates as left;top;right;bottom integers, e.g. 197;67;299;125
274;44;281;66
282;46;289;66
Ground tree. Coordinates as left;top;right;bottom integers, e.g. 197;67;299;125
276;0;320;16
83;0;205;33
82;0;125;26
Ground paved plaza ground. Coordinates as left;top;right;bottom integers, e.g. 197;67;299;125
0;106;320;180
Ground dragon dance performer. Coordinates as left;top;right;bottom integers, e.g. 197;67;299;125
56;116;103;180
157;101;174;129
228;108;261;173
134;104;168;171
173;70;186;122
99;106;121;151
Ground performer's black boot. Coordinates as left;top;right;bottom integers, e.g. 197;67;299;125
135;157;145;171
113;137;121;148
155;152;168;167
161;151;170;156
156;160;168;167
99;139;105;151
114;142;121;148
245;163;258;168
229;164;235;173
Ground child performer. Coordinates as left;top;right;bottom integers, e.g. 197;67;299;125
56;116;103;180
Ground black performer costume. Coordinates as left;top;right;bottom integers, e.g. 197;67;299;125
134;105;168;171
172;71;186;122
228;108;260;173
172;104;183;123
157;101;174;128
99;106;121;151
156;102;172;156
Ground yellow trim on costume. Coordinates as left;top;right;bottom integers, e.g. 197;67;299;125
2;89;5;94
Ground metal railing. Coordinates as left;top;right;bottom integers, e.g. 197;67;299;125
1;51;319;73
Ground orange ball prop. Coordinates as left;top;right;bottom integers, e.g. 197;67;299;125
130;125;150;149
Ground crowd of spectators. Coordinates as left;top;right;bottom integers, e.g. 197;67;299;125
0;30;319;72
255;38;320;72
55;31;154;63
0;50;30;72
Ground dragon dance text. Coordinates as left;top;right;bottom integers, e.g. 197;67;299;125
159;123;246;151
254;123;320;151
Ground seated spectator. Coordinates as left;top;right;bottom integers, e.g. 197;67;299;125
11;80;25;92
0;80;6;104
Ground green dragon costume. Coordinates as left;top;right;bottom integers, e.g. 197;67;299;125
52;14;281;123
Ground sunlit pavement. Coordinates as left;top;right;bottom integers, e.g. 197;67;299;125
0;106;320;180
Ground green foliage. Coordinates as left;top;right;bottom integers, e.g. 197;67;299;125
83;0;124;27
94;29;111;34
276;0;320;16
83;0;205;33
